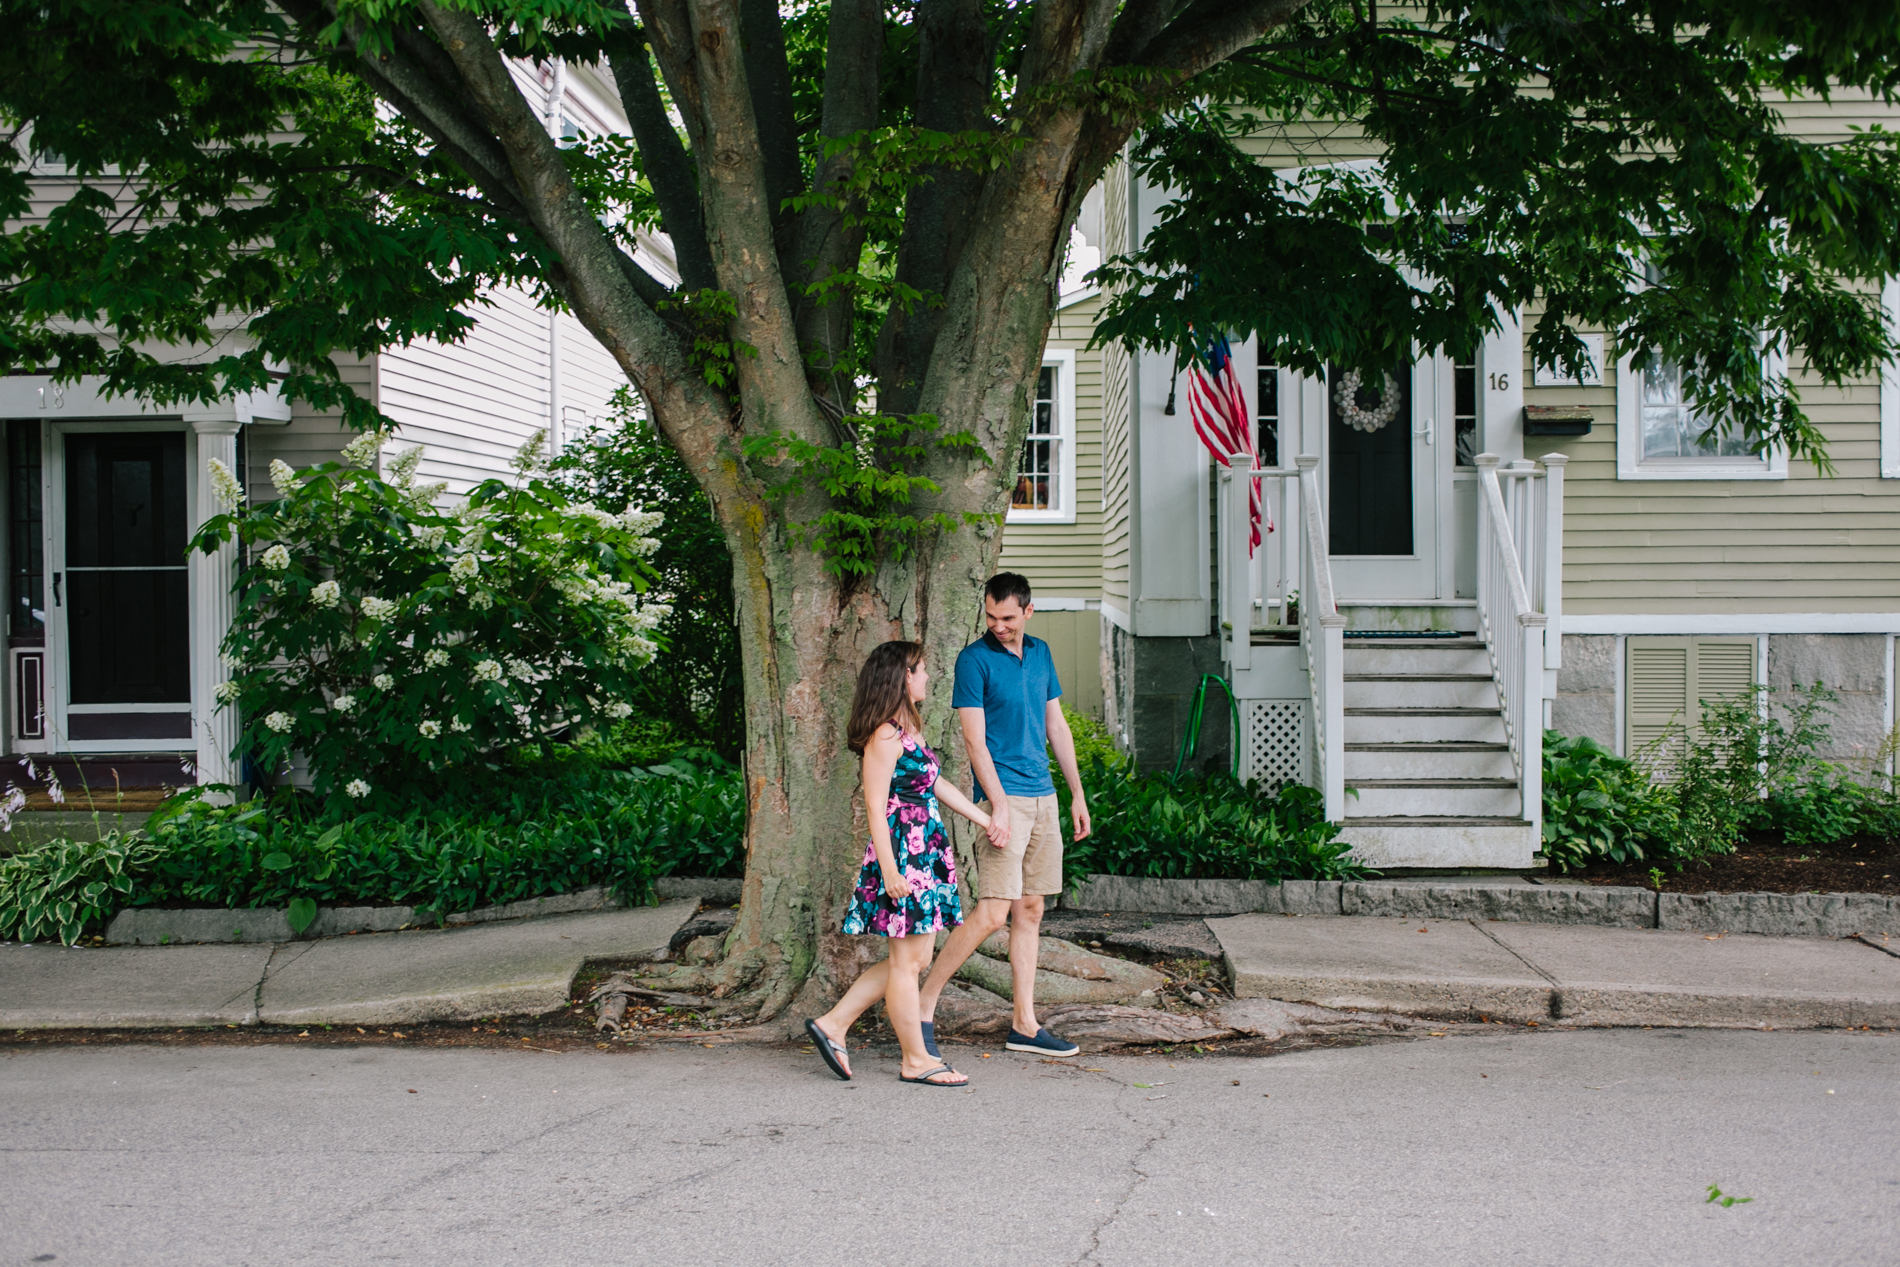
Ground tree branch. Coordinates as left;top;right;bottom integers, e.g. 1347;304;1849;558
676;0;828;442
1135;0;1314;79
605;19;718;290
1103;0;1188;66
875;0;995;417
412;1;739;499
739;0;801;240
789;0;880;417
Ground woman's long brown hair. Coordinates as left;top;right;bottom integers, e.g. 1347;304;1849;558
846;640;924;755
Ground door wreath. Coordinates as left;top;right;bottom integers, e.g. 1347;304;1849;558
1334;368;1403;432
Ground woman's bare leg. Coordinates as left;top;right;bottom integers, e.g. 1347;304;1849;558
887;934;966;1083
811;958;891;1079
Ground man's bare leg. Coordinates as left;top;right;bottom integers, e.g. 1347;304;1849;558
917;897;1009;1022
1008;894;1045;1036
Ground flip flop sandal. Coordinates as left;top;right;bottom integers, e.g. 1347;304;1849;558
899;1065;967;1087
804;1018;851;1081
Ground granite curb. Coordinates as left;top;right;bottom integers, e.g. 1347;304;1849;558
104;877;742;946
1065;874;1900;937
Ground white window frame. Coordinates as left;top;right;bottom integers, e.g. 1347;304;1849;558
1615;343;1788;481
1881;278;1899;479
1006;349;1077;524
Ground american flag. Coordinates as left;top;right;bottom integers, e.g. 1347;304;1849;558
1187;334;1271;552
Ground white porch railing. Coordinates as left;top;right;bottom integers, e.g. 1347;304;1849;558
1217;457;1344;818
1474;454;1554;827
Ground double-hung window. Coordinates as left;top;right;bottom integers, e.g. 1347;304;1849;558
1008;351;1076;522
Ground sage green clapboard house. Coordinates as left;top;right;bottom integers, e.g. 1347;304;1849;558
1000;92;1900;873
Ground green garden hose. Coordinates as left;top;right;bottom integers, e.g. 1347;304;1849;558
1172;673;1242;782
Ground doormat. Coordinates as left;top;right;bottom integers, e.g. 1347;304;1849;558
1342;629;1466;639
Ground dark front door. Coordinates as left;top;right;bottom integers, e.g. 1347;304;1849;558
1328;365;1414;555
64;433;190;710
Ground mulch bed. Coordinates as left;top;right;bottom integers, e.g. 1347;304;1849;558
1570;831;1900;895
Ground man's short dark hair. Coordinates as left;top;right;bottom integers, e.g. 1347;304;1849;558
984;572;1033;610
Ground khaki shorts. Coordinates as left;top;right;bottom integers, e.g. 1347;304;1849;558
975;794;1063;901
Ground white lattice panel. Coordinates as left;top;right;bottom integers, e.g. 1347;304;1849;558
1241;699;1307;790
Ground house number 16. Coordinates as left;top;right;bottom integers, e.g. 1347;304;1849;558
1488;372;1510;390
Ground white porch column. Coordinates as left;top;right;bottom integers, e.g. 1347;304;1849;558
188;417;241;789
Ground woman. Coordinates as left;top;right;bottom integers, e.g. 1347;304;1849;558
805;640;991;1086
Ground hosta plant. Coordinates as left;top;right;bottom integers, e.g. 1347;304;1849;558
191;436;666;801
0;833;162;945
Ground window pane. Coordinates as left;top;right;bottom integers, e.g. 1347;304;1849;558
1453;361;1478;468
1641;356;1753;460
1256;366;1279;467
1012;438;1055;510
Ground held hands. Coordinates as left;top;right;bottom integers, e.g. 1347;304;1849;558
984;810;1010;850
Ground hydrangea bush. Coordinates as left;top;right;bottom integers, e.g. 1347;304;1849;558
192;433;666;800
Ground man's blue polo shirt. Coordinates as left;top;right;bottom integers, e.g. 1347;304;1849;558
952;631;1062;800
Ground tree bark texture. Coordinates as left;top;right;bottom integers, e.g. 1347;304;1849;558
338;0;1311;1019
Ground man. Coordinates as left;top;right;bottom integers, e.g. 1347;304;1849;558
918;572;1092;1057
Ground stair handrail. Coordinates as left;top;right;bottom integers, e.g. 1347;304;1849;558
1295;455;1347;820
1474;454;1547;836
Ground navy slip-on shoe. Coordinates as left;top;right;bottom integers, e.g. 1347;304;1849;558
920;1020;943;1060
1006;1026;1080;1057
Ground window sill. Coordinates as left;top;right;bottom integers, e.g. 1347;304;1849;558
1005;508;1077;525
1616;461;1785;482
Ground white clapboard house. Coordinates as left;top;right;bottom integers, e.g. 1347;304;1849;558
1;60;647;815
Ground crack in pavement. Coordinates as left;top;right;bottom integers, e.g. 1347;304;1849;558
1073;1079;1175;1266
1467;919;1564;1017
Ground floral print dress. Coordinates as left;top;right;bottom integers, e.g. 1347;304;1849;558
841;726;964;938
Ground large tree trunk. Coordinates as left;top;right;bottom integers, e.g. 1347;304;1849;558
706;468;1011;1021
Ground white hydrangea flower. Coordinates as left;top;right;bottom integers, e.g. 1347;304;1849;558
372;673;395;691
411;524;447;550
423;648;449;668
449;554;479;581
468;590;494;611
331;694;356;714
506;658;534;681
360;596;397;621
388;445;424;486
268;459;302;497
511;428;548;474
417;720;442;738
449;717;472;733
339;429;388;467
207;458;244;510
618;509;665;535
260;543;291;571
473;659;503;683
345;779;371;799
310;580;342;608
605;701;634;720
264;711;294;733
213;680;241;705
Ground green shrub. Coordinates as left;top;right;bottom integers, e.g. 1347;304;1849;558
1541;731;1676;873
0;834;162;945
131;754;746;920
192;437;666;803
1060;763;1365;887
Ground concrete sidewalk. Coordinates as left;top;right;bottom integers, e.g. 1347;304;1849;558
0;900;697;1030
1211;914;1900;1028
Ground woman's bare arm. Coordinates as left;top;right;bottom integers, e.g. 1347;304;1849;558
861;724;912;899
930;775;992;830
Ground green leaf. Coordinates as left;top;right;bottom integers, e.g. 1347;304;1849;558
260;851;293;872
286;897;319;936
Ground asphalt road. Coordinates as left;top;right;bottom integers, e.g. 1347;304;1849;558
3;1029;1896;1266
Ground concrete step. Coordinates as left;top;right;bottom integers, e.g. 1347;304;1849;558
1335;816;1537;869
1344;742;1516;780
1344;708;1507;744
1343;643;1492;675
1344;674;1499;709
1345;780;1523;818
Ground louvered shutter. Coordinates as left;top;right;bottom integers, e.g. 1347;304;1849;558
1625;637;1757;758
